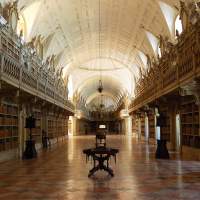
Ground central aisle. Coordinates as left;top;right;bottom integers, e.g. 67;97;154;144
0;136;200;200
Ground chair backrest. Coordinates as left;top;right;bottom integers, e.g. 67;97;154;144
96;132;106;147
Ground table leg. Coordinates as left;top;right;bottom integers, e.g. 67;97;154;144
87;153;116;177
88;166;100;177
102;165;114;176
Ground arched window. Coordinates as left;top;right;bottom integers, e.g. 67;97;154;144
175;15;183;36
138;51;147;67
157;45;162;58
146;31;159;55
17;14;26;42
159;1;177;36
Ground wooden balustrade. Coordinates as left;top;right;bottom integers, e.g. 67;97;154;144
22;69;38;89
2;55;20;80
38;81;45;93
129;21;200;112
46;87;54;99
0;29;20;61
0;27;75;113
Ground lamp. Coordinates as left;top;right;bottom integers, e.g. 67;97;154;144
75;110;82;119
98;79;103;93
100;103;104;109
99;94;104;109
97;0;103;94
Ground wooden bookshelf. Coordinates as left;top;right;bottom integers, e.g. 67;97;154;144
160;110;170;141
141;115;145;137
59;117;68;137
132;116;138;134
148;113;155;139
47;113;56;139
0;30;20;61
181;98;200;148
32;108;42;143
47;114;68;139
0;102;18;152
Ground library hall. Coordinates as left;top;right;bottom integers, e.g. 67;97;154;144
0;0;200;199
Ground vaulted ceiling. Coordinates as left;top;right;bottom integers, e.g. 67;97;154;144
4;0;181;112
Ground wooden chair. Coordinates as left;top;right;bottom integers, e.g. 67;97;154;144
96;132;106;147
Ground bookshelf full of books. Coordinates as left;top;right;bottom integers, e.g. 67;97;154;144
0;102;18;152
181;97;200;148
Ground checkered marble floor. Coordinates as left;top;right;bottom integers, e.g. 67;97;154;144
0;135;200;200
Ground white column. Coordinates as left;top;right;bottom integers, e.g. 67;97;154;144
145;113;149;141
125;116;132;136
155;115;161;140
18;104;26;159
72;116;77;136
175;114;181;151
138;118;141;139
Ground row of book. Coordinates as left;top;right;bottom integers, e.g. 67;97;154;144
0;116;18;125
0;105;18;115
0;141;18;151
0;129;18;138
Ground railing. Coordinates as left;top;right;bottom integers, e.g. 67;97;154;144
2;55;20;80
129;21;200;112
22;68;37;89
0;27;75;113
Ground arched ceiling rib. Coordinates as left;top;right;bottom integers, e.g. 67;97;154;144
86;92;117;105
71;69;133;99
16;0;179;71
73;75;128;111
12;0;181;112
77;76;126;101
87;95;117;112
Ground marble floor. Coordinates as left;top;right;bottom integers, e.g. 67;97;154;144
0;136;200;200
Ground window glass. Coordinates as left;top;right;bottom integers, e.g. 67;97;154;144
175;15;183;36
17;15;26;41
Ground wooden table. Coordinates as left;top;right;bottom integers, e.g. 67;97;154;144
83;146;119;177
